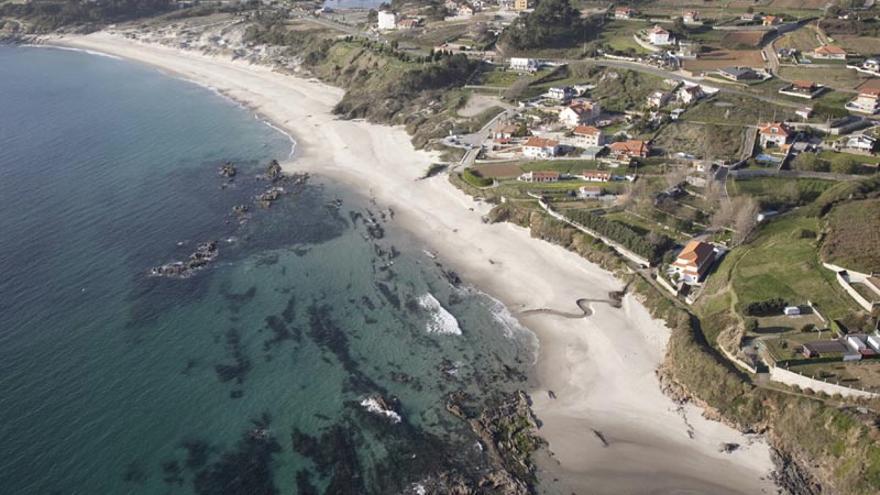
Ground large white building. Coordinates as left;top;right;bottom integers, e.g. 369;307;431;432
522;137;560;158
377;10;397;30
846;89;880;115
509;57;538;73
648;25;672;46
559;100;601;127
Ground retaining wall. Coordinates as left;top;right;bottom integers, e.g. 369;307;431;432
769;366;879;399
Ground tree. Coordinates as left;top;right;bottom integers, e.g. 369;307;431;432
792;152;829;172
732;196;760;245
501;0;593;49
830;155;859;174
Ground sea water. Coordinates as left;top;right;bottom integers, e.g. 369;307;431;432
0;46;536;494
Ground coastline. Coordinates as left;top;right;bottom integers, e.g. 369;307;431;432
48;32;777;493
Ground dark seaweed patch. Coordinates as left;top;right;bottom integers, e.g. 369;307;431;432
375;283;400;310
214;328;251;384
181;439;212;470
192;413;281;495
161;460;184;486
281;295;297;323
220;286;257;313
291;426;365;494
122;461;148;484
296;470;320;495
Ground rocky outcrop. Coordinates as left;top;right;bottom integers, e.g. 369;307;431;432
265;159;283;181
150;241;218;278
218;161;237;178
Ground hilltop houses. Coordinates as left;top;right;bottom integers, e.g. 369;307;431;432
811;45;847;60
572;125;604;148
671;240;717;284
648;25;672;46
559;100;601;127
509;57;539;73
522;137;560;158
846;89;880;115
377;10;397;30
758;122;793;148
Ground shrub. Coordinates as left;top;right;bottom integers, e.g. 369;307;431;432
744;298;787;316
461;168;492;188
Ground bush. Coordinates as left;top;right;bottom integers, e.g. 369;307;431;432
744;298;787;316
792;153;830;172
461;168;492;188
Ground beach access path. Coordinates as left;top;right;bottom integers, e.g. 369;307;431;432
55;32;778;494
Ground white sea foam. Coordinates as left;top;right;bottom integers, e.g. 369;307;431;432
418;293;462;335
458;286;540;363
25;44;123;60
359;397;402;424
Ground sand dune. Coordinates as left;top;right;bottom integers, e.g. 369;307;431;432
56;32;777;494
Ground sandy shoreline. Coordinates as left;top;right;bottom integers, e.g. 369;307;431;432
50;33;777;494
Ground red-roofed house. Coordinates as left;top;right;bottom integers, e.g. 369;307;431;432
518;170;560;182
811;45;847;60
608;140;650;164
559;100;601;127
579;170;611;182
614;6;635;19
683;10;699;24
671;240;716;284
522;137;560;158
572;125;604;147
758;122;792;148
648;25;672;46
762;15;781;26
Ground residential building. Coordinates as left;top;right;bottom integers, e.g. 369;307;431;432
778;80;823;99
683;10;699;24
802;340;847;358
493;123;520;140
578;186;602;199
783;306;801;316
579;170;611;182
377;10;397;30
678;85;704;104
863;58;880;73
518;170;560;182
522;137;560;158
758;122;793;148
572;125;604;148
456;3;475;17
559;100;601;127
648;25;672;46
614;6;635;19
762;15;781;26
717;66;760;81
607;140;650;163
509;57;538;72
741;12;757;22
676;41;698;59
867;333;880;352
796;107;813;119
647;90;671;108
847;334;868;352
397;18;420;29
671;240;716;284
811;45;847;60
842;134;877;152
846;89;880;114
548;86;576;101
513;0;530;10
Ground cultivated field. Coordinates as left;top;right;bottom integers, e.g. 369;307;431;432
683;50;765;72
722;31;767;48
777;66;869;91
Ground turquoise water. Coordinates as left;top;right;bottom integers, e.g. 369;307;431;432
0;46;536;493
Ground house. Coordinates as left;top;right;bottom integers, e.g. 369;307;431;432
513;0;530;11
548;86;576;101
846;89;880;115
862;58;880;73
676;41;698;59
741;12;757;22
867;333;880;352
847;334;868;352
678;85;704;104
456;3;475;17
717;66;760;81
614;6;635;19
578;186;602;199
685;175;707;187
778;80;824;99
671;240;716;284
843;134;877;152
579;170;611;182
377;10;397;30
509;57;538;73
762;15;781;26
802;340;847;358
811;45;847;60
518;170;560;182
758;122;793;148
683;10;699;24
607;140;650;163
493;123;520;140
670;108;686;120
648;25;672;46
559;100;601;127
572;125;604;147
783;306;801;316
647;90;671;108
522;137;560;158
397;18;421;29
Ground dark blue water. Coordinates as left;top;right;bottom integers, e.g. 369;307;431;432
0;46;536;494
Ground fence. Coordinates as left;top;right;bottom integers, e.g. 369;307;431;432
823;262;879;312
769;366;879;399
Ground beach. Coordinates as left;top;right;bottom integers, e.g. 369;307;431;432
54;32;777;493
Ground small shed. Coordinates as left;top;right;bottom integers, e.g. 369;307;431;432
783;306;801;316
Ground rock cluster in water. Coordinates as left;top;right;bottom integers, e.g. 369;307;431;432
150;241;218;278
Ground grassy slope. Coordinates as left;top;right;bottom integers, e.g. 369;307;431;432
821;198;880;274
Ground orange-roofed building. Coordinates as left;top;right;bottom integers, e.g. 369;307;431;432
671;240;716;284
608;140;650;163
522;137;560;158
572;125;604;147
811;45;847;60
758;122;792;148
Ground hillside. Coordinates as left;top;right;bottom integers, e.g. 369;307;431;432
821;198;880;274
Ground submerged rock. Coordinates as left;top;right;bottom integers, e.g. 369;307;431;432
266;159;283;180
219;162;237;178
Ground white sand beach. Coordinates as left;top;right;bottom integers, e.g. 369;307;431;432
56;32;777;494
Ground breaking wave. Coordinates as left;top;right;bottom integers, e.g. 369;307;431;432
418;293;462;335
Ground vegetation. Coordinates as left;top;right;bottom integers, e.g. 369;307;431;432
461;168;493;188
821;198;880;273
565;209;674;263
501;0;594;50
744;298;788;316
0;0;174;31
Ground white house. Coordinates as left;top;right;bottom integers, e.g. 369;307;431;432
678;85;704;104
519;170;560;182
509;57;538;73
548;86;576;101
683;10;700;24
847;334;867;352
522;137;560;158
783;306;801;316
843;134;877;152
811;45;847;60
847;89;880;115
867;333;880;352
559;100;601;127
648;25;672;46
572;125;603;148
377;10;397;30
578;186;602;199
614;6;635;19
647;90;671;108
671;240;716;284
758;122;793;148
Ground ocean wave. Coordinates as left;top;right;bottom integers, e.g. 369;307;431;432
418;293;462;336
359;397;402;424
257;115;297;159
460;287;540;363
23;44;123;60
